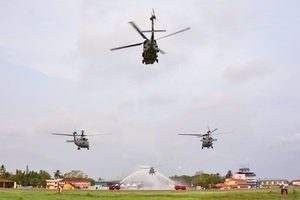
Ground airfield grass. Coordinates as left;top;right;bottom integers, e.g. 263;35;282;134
1;188;299;200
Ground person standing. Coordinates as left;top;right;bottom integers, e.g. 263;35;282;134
280;183;288;195
57;180;63;194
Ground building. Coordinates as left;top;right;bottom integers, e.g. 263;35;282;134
291;179;300;186
46;178;91;190
45;179;63;189
63;182;74;190
233;168;258;188
0;179;16;188
63;178;91;189
215;178;249;189
259;179;289;188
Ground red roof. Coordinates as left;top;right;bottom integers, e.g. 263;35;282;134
215;178;249;189
63;178;91;189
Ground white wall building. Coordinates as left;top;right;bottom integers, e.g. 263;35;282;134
233;168;258;188
259;179;288;188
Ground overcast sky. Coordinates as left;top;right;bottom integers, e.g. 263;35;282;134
1;0;299;180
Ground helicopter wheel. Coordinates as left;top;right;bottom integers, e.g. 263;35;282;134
156;59;158;63
87;147;89;150
78;147;80;150
142;60;145;64
211;146;213;149
202;147;203;149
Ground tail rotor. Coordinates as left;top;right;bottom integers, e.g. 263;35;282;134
151;9;156;21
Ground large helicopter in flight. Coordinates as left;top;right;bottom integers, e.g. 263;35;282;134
179;127;224;149
52;130;102;150
111;10;190;64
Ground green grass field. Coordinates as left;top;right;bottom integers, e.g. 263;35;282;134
0;188;299;200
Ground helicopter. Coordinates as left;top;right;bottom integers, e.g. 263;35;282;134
52;130;100;150
110;9;190;64
149;166;156;175
139;165;156;175
179;127;222;149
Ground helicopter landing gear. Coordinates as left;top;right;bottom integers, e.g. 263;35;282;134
78;147;80;150
142;60;145;64
87;147;89;150
156;59;158;63
202;146;203;149
211;146;213;149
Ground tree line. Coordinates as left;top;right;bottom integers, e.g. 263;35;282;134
1;163;233;188
0;164;95;187
170;170;233;189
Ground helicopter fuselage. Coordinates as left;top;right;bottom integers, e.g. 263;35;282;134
74;138;89;149
201;137;217;149
142;40;159;64
149;167;156;175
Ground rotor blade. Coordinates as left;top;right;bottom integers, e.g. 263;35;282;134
156;27;191;40
210;132;231;136
158;48;166;54
211;128;218;133
110;43;143;51
141;30;166;33
151;9;156;20
178;133;205;137
129;21;148;40
52;133;74;136
140;166;151;169
85;134;109;137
